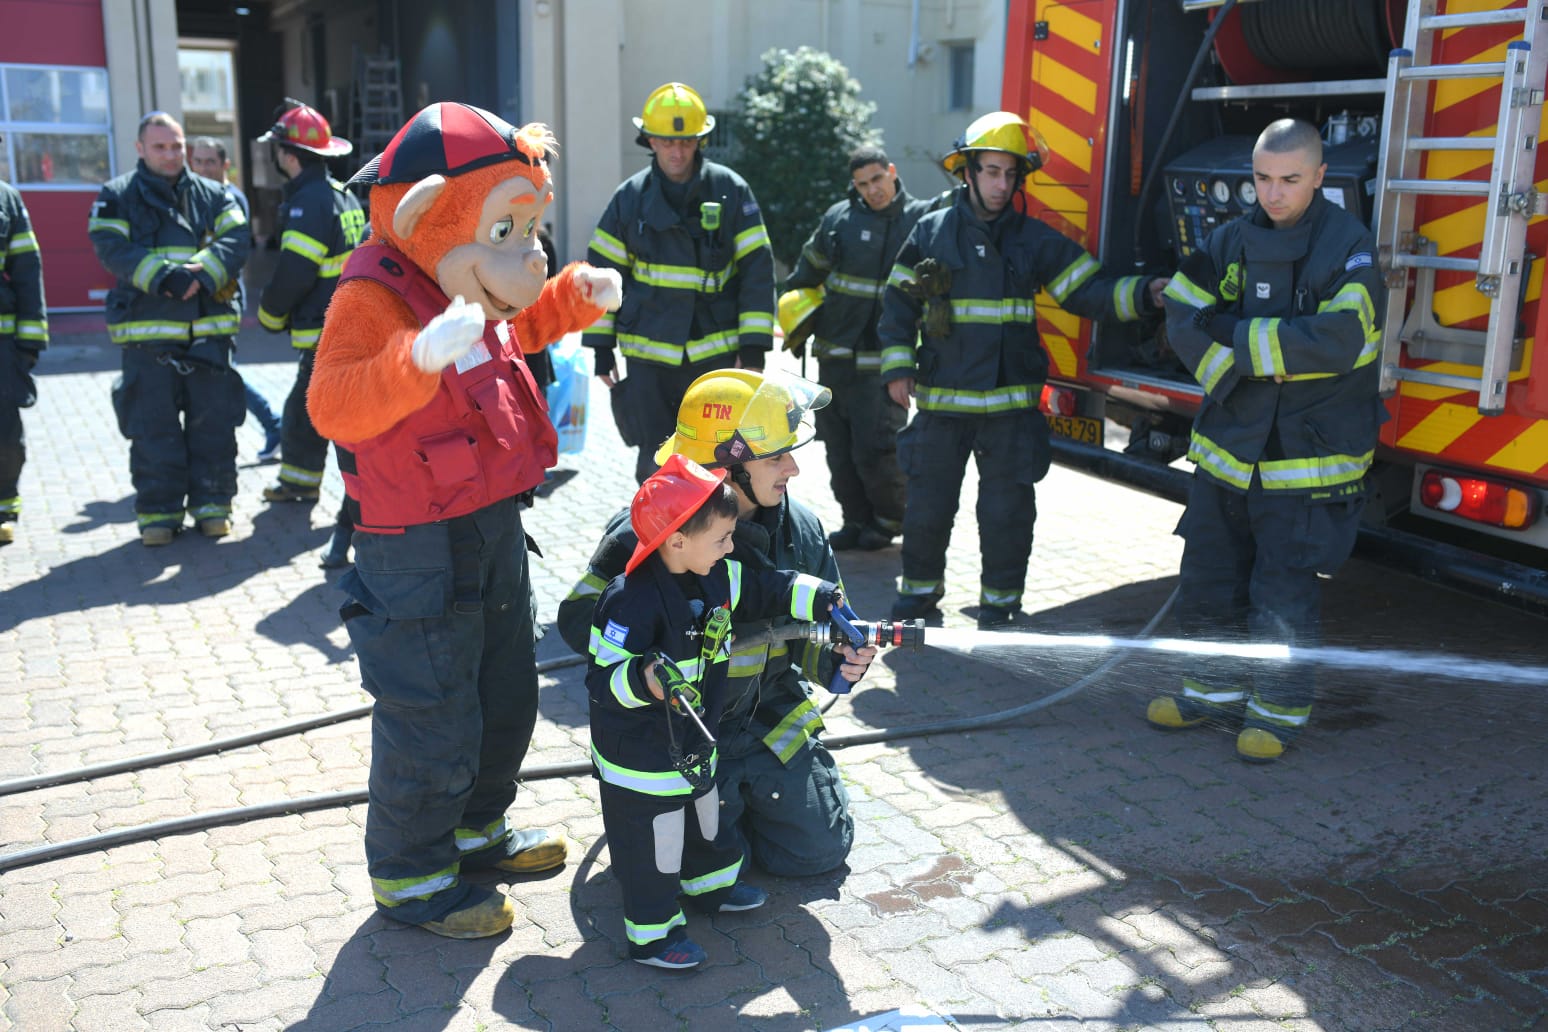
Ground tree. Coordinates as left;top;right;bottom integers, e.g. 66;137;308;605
730;47;880;269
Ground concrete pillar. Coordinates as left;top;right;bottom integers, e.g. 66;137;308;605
102;0;180;176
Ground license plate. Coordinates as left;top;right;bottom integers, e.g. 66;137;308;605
1047;414;1103;446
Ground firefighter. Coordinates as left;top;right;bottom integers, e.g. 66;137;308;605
558;369;874;877
256;100;366;505
878;112;1165;627
584;81;776;483
0;167;47;546
1153;118;1383;762
89;111;252;545
782;145;935;552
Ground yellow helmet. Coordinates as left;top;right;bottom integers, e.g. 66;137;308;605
941;111;1047;176
654;369;831;468
777;287;824;353
633;82;716;143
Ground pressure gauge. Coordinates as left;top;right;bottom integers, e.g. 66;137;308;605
1210;178;1231;206
1171;176;1186;196
1237;179;1257;207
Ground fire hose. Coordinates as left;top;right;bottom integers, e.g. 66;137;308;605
0;594;1176;873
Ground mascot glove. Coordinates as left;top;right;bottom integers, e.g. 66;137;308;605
411;295;487;373
575;267;624;312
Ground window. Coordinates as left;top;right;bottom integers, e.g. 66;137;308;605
1;64;112;188
947;43;975;111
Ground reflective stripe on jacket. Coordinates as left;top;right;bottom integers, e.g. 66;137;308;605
0;182;47;351
257;165;365;349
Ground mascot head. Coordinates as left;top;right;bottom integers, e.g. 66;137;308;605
351;103;555;321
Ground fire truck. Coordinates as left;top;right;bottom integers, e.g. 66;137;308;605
1004;0;1548;610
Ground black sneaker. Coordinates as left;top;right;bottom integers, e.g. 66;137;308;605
977;605;1019;630
890;593;942;620
828;525;863;551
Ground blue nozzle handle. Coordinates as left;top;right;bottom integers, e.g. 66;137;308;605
826;600;864;694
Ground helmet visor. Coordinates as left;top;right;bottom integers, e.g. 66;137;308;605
710;370;831;467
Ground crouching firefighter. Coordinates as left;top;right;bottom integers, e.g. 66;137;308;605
307;103;622;937
559;369;877;876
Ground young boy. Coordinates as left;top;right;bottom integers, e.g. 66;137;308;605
587;453;843;969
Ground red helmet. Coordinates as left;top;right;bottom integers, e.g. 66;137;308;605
625;454;729;575
257;100;353;157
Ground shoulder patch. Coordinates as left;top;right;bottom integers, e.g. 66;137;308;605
1345;252;1373;271
289;206;305;218
603;619;630;647
742;200;759;217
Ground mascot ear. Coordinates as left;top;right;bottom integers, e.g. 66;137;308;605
393;174;448;240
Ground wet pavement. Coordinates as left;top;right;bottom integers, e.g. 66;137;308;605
0;318;1545;1031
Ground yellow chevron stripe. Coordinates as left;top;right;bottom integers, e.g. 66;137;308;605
1040;4;1101;57
1487;422;1548;473
1433;38;1509;114
1032;53;1097;115
1033;111;1093;173
1396;401;1481;453
1042;331;1078;378
1027;184;1089;223
1037;301;1081;337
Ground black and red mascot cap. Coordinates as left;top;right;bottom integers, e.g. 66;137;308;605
350;102;535;187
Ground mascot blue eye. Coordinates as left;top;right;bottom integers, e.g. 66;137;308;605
490;217;514;244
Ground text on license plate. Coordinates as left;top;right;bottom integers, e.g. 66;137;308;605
1047;414;1103;446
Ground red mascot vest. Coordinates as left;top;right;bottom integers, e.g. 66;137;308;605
334;242;557;533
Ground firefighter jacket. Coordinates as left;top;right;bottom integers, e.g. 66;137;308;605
0;182;47;355
586;551;834;797
332;242;557;531
88;161;249;349
258;164;365;349
583;158;774;368
878;187;1151;416
785;181;935;371
559;495;843;765
1162;192;1383;496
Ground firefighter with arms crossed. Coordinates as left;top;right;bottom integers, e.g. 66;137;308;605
255;100;366;505
878;112;1164;627
782;145;934;552
584;82;776;483
1154;117;1383;762
89;111;251;544
559;369;875;877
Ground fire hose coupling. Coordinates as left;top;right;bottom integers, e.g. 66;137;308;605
801;615;927;650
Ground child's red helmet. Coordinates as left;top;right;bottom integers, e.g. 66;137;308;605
625;454;729;575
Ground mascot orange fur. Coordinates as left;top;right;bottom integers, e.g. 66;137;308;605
308;103;621;939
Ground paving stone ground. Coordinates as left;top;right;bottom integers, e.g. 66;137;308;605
1;318;1545;1031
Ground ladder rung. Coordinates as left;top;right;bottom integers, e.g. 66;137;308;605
1407;135;1499;151
1387;365;1497;394
1421;8;1536;32
1390;253;1482;273
1398;61;1507;81
1388;178;1492;196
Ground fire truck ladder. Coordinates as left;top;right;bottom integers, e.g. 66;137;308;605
1373;1;1548;415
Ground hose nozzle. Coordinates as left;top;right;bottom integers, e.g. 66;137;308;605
806;618;926;650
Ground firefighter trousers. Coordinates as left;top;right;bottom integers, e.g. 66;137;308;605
0;342;35;519
714;735;853;877
1171;472;1365;739
816;360;906;534
277;349;329;489
896;409;1051;608
340;496;542;924
598;779;744;954
621;355;738;484
112;342;244;526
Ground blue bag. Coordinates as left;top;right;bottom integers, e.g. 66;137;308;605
545;334;589;455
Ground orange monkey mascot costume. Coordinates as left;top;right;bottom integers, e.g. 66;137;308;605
308;103;621;938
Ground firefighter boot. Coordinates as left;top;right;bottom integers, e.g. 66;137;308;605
828;525;864;551
140;524;178;547
318;524;353;569
977;604;1020;630
263;481;320;503
199;516;232;538
415;885;516;939
0;522;13;546
891;590;943;621
1237;727;1287;763
463;828;569;875
1146;698;1206;730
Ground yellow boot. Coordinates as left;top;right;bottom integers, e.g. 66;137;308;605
416;886;515;939
1237;727;1286;763
1146;697;1206;730
470;828;569;875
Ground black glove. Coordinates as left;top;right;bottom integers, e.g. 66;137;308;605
593;346;616;378
1204;313;1239;347
16;349;38;373
158;267;197;299
736;346;765;371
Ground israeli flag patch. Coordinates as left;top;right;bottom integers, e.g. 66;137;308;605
603;619;630;647
1346;252;1373;271
742;200;759;216
289;206;304;218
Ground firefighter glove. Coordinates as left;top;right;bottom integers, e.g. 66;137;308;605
158;267;197;299
411;294;486;373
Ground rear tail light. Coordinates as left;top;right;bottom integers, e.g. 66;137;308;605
1040;384;1077;417
1418;470;1539;529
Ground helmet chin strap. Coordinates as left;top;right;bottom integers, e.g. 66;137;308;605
965;153;1029;218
